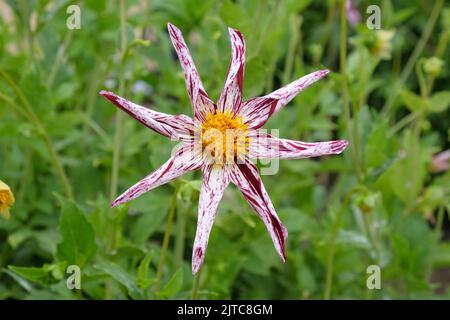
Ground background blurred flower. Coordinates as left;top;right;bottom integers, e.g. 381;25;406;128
346;0;361;27
371;30;395;60
0;180;14;219
423;57;444;77
131;80;153;96
430;150;450;173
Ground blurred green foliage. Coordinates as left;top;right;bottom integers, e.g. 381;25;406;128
0;0;449;299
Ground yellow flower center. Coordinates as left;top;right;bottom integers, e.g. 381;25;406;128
200;111;249;164
0;188;14;219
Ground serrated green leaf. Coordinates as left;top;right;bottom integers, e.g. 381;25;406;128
95;262;144;300
158;268;183;299
56;196;97;268
136;251;154;290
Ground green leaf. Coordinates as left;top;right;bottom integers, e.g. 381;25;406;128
400;90;430;112
219;0;251;33
336;230;371;249
364;121;390;169
158;268;183;299
95;262;144;300
243;57;268;98
56;196;97;268
297;265;317;295
8;262;67;286
430;91;450;113
130;192;171;245
2;269;33;292
7;228;34;249
136;251;155;290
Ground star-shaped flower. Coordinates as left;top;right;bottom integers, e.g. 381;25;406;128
100;23;348;274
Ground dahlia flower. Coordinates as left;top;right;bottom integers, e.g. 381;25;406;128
101;23;348;274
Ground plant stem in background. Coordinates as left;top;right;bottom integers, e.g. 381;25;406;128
104;0;127;300
154;186;180;292
324;191;353;299
253;0;281;58
324;209;343;300
282;15;302;84
0;68;73;199
383;0;443;113
174;197;189;268
16;151;33;207
323;3;354;299
426;205;446;277
47;31;74;88
339;0;349;132
416;59;428;97
406;113;423;215
399;0;443;85
109;0;127;201
19;0;36;68
427;30;449;95
318;2;337;65
388;111;421;136
0;91;28;119
406;59;430;214
82;67;102;137
339;0;360;180
250;0;266;48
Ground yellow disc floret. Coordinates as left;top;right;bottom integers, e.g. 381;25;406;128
200;110;249;164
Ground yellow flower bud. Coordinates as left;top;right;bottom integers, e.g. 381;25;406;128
371;30;395;60
423;57;444;76
0;180;15;219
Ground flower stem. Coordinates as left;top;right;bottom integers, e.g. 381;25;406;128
282;15;302;85
154;186;180;292
174;197;188;268
339;0;359;180
253;0;281;58
191;268;202;300
316;2;336;65
406;113;423;214
324;192;352;300
324;206;344;300
388;111;421;136
383;0;443;113
399;0;443;85
47;30;74;88
427;30;449;95
339;0;349;130
426;205;445;277
0;68;73;199
325;8;356;297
